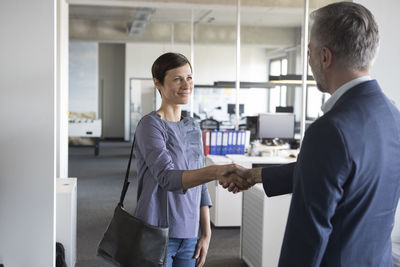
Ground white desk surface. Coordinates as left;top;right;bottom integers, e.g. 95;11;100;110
205;155;233;164
206;154;297;165
225;154;297;164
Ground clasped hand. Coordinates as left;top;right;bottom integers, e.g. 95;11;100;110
216;164;256;193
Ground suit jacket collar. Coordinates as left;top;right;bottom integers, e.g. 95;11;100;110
321;76;371;114
329;79;381;113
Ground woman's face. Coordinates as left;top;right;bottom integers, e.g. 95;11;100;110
155;63;193;105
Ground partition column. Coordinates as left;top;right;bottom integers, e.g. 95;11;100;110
56;0;69;178
190;8;195;117
235;0;241;130
300;0;310;140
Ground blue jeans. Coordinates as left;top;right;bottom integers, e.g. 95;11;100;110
166;238;198;267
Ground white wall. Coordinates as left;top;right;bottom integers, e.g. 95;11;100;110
356;0;400;107
0;0;60;265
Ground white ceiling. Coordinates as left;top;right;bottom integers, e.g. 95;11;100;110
68;0;344;28
69;4;305;28
68;0;342;43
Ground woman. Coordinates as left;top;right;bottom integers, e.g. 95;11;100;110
133;52;245;267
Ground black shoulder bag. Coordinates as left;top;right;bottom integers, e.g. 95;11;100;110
97;139;169;267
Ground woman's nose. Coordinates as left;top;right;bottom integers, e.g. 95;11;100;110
181;79;191;89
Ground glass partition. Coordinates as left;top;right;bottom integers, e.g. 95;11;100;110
239;2;304;137
191;86;268;121
187;7;238;119
69;0;343;140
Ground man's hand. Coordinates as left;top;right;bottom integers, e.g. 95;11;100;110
218;165;262;193
218;172;252;193
213;164;250;193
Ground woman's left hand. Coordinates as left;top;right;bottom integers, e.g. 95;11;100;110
194;234;211;267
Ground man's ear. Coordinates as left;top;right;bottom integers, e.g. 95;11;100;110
320;46;332;69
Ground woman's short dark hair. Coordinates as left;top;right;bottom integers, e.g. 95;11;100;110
151;52;192;85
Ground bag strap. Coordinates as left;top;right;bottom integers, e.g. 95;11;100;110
118;135;135;206
118;126;170;227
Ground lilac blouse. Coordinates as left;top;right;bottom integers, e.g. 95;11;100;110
133;111;212;238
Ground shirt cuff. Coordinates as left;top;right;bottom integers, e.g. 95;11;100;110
165;169;186;194
200;196;213;207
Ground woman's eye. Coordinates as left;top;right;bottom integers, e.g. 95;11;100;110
187;76;193;81
174;78;182;82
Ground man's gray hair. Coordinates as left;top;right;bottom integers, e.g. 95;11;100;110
310;2;379;71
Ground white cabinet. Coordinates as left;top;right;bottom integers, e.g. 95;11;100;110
207;180;243;227
222;154;295;267
56;178;77;267
205;155;243;227
241;184;291;267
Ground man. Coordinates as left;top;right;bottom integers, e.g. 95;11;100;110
225;2;400;266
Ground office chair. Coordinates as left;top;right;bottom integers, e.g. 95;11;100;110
200;118;220;131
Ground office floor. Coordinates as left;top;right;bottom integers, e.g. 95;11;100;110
69;141;246;267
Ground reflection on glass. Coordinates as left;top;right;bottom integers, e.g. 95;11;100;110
270;60;281;76
269;58;289;112
183;87;268;125
306;86;330;120
282;59;288;75
306;56;330;120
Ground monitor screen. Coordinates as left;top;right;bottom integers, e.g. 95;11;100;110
227;103;244;115
258;113;295;139
245;116;258;140
275;106;294;113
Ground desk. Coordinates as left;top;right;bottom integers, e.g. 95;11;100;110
69;119;102;156
225;154;296;168
205;154;295;228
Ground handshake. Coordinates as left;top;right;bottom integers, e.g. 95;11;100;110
215;164;262;193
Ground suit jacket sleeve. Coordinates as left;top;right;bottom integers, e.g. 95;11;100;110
261;162;296;197
278;119;351;267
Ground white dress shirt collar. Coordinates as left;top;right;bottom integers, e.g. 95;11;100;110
321;75;371;114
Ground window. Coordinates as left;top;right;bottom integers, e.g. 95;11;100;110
269;58;288;112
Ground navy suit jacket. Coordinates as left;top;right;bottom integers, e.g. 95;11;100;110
262;80;400;267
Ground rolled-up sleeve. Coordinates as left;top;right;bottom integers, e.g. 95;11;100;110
135;116;184;192
200;184;212;207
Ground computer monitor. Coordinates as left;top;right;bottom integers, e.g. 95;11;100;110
258;113;295;140
227;103;244;115
276;106;294;113
245;116;258;140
